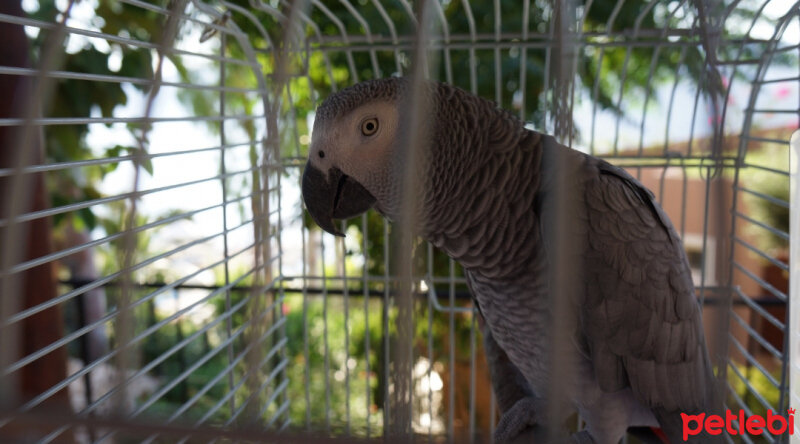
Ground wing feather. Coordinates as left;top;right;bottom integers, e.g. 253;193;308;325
580;160;713;413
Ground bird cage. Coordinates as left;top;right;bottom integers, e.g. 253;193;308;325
0;0;796;442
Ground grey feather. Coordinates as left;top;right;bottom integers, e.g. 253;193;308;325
303;78;722;444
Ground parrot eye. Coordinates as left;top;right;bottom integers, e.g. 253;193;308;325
361;118;379;136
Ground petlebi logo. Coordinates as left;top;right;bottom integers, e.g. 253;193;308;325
681;408;795;440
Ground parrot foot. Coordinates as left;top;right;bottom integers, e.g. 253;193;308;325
493;396;547;443
571;431;596;444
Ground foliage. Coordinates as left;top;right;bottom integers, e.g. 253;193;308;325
727;362;784;419
282;292;384;434
740;140;790;252
29;0;166;232
28;0;791;438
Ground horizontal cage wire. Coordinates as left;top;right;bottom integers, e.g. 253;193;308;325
0;0;796;443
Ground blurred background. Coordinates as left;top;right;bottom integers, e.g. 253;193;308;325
0;0;796;442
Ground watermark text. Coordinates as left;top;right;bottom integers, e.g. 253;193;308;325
681;408;795;440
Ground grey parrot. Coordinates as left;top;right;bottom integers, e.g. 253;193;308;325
301;77;721;443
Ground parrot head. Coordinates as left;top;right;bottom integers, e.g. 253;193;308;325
302;78;407;236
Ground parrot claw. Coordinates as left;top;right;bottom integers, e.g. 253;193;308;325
571;431;596;444
493;396;546;443
493;397;598;444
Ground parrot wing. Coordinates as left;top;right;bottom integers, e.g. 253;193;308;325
579;160;713;414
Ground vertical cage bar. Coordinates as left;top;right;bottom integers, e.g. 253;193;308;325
219;32;236;421
341;224;350;435
789;130;799;444
699;166;713;301
468;312;476;443
362;212;370;438
448;258;455;442
322;232;330;432
518;0;530;121
493;0;501;106
383;219;390;432
427;243;434;439
302;201;311;430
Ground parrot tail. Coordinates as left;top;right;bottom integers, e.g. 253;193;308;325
627;426;670;443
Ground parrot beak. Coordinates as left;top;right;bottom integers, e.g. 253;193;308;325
302;163;376;237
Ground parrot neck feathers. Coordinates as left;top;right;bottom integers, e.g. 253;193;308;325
412;86;547;279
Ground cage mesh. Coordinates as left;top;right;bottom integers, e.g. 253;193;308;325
0;0;796;442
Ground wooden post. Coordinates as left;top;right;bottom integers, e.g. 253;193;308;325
0;1;71;440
